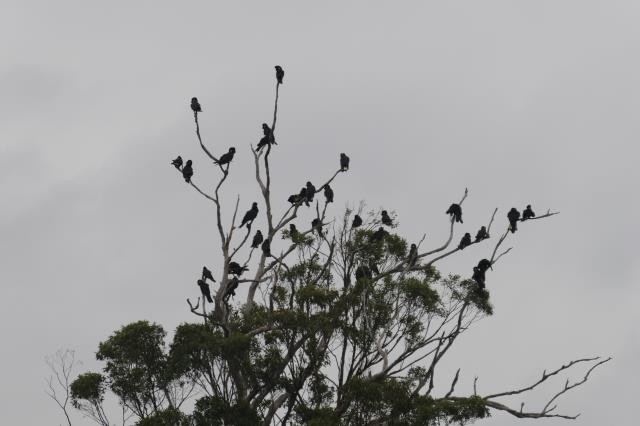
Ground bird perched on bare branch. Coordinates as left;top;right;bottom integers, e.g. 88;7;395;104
352;214;363;228
475;226;488;242
275;65;284;84
522;204;536;221
215;147;236;166
197;279;213;303
458;233;472;250
251;230;263;248
228;262;249;276
305;182;316;204
261;239;271;257
472;267;485;289
202;266;215;282
408;243;418;266
311;218;323;236
381;210;393;227
289;224;299;240
446;204;463;223
240;202;259;228
182;160;193;183
477;259;493;272
256;123;276;151
191;97;202;113
340;153;350;171
323;184;334;203
224;277;239;301
508;208;521;233
171;156;183;170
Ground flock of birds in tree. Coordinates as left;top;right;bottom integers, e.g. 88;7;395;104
172;65;540;306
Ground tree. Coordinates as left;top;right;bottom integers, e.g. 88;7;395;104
62;68;609;425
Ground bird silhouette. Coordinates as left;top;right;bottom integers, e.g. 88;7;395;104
381;210;393;227
240;202;259;228
228;262;249;276
458;233;472;250
251;230;264;248
202;266;215;282
522;205;536;221
446;204;463;223
507;208;521;233
225;277;239;300
261;239;271;257
340;153;350;171
256;123;276;151
197;279;213;303
182;160;193;183
191;97;202;113
171;156;183;170
408;243;418;266
371;227;387;242
275;65;284;84
215;147;236;166
311;218;323;236
472;267;485;289
305;182;316;204
289;224;299;240
475;226;488;242
323;184;334;203
352;215;363;228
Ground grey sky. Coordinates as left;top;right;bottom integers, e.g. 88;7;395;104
1;1;638;424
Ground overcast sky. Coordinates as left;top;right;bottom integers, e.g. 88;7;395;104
1;1;638;424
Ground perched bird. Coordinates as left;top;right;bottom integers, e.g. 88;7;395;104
298;187;309;206
275;65;284;84
289;224;299;240
355;265;372;282
477;259;493;272
381;210;393;227
340;153;350;171
458;233;472;250
369;260;380;275
371;227;387;242
522;204;536;221
182;160;193;183
256;123;276;151
191;97;202;113
408;243;418;266
507;208;521;233
251;230;264;248
171;156;183;170
305;182;316;204
475;226;488;242
446;204;463;223
287;194;300;205
197;279;213;303
215;147;236;166
202;266;215;282
240;202;259;228
323;184;334;203
261;239;271;257
472;267;485;289
225;277;239;300
228;262;249;276
352;214;363;228
311;218;323;236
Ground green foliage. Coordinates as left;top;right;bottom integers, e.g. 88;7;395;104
136;408;190;426
192;397;260;426
70;372;105;407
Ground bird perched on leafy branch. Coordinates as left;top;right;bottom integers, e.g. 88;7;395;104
408;243;418;266
381;210;393;227
182;160;193;183
215;147;236;166
352;214;363;228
